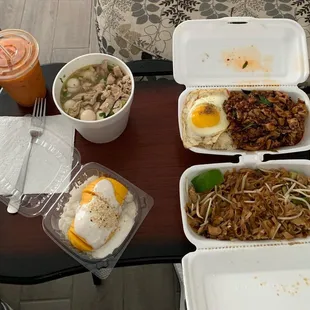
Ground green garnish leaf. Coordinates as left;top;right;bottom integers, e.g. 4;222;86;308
108;64;114;71
291;199;305;206
289;171;298;180
191;169;224;193
99;112;106;118
258;95;272;106
60;77;64;83
242;123;255;130
62;90;70;97
242;61;248;69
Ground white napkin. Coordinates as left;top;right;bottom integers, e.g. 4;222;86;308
0;115;75;196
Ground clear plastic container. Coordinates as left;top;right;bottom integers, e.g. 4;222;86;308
44;162;154;279
173;17;310;310
0;124;154;279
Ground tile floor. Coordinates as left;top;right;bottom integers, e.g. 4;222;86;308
0;0;99;65
0;0;181;309
0;265;180;310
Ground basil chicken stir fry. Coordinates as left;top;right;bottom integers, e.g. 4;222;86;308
60;61;132;121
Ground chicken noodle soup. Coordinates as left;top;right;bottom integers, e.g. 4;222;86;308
60;61;132;121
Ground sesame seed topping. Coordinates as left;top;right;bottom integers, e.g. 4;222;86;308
88;196;120;229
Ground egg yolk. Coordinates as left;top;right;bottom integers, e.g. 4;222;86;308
191;104;220;128
68;177;128;252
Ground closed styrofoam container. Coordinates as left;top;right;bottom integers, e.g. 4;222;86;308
173;17;310;155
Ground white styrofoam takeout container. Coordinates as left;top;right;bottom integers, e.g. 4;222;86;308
174;17;310;310
180;159;310;250
182;243;310;310
173;17;310;156
180;160;310;310
53;53;135;144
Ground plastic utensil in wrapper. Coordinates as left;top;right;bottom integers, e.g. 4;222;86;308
0;126;154;279
174;18;310;310
0;29;46;107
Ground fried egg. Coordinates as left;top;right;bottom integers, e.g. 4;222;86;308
67;177;128;252
188;97;229;137
181;89;233;149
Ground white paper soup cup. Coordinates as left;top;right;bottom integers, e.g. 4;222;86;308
52;53;135;143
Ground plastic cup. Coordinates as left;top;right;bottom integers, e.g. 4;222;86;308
52;53;135;144
0;29;46;107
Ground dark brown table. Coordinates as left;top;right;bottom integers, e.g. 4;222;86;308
0;64;309;285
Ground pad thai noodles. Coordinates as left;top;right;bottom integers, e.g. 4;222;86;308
186;168;310;241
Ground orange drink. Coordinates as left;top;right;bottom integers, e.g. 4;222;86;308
0;29;46;107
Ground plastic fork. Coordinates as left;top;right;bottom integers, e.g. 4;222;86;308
7;98;47;214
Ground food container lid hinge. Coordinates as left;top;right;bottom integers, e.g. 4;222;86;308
195;240;310;252
187;84;299;89
239;153;263;164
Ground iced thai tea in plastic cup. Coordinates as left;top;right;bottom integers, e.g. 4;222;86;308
0;29;46;107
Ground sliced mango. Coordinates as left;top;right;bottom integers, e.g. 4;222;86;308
106;177;128;204
67;222;93;252
80;180;99;204
81;176;128;205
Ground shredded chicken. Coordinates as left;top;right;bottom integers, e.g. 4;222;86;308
186;168;310;241
61;61;131;120
113;66;123;78
107;73;116;85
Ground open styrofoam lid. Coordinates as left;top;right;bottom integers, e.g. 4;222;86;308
173;17;309;86
182;245;310;310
